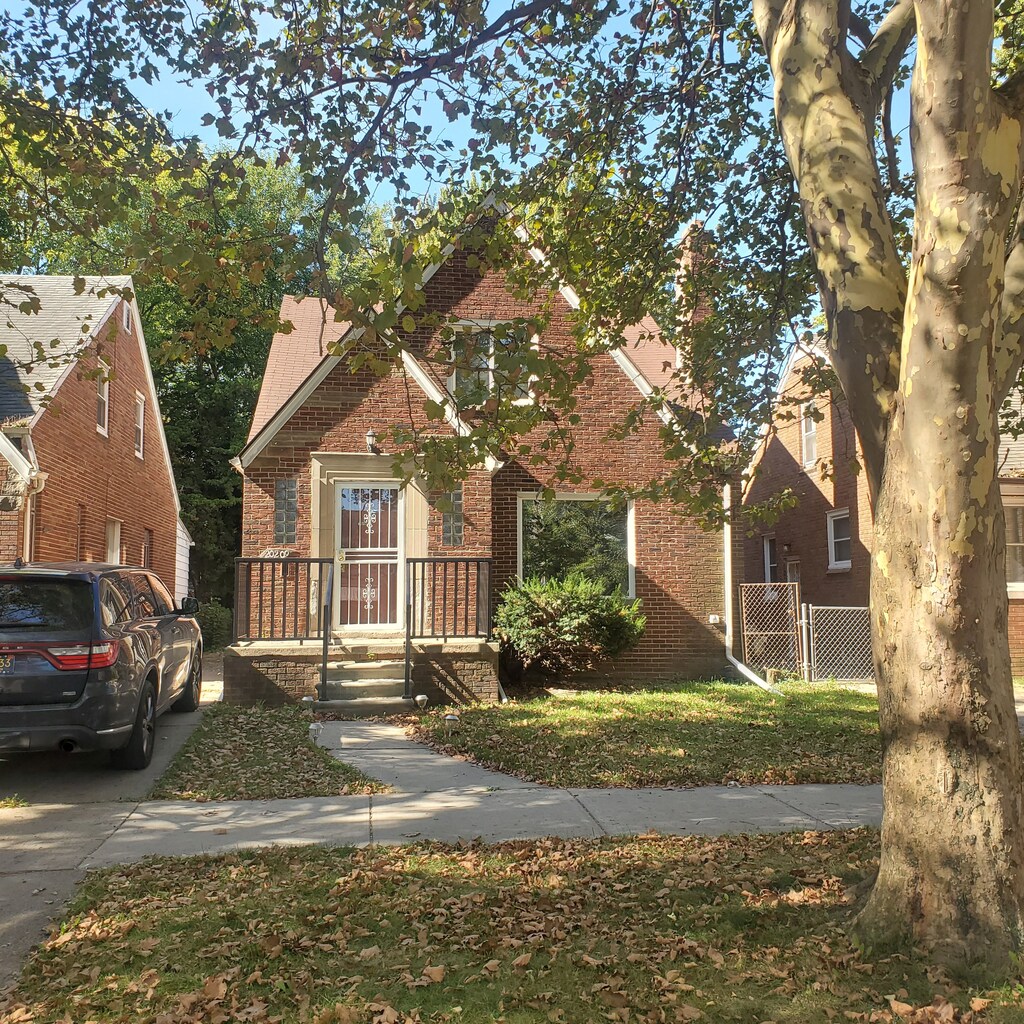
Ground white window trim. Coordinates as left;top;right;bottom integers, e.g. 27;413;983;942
516;491;636;598
1004;491;1024;596
446;320;538;407
122;302;132;333
827;508;852;571
105;518;122;564
762;534;777;583
801;402;817;468
96;362;110;437
134;391;145;459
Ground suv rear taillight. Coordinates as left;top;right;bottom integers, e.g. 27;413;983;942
0;640;121;670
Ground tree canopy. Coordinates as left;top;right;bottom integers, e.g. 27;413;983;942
5;0;1024;973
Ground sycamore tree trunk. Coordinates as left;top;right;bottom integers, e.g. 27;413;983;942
755;0;1024;967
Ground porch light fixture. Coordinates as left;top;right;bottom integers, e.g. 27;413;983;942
414;694;429;710
365;428;378;453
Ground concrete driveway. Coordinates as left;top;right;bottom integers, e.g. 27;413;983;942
0;653;222;989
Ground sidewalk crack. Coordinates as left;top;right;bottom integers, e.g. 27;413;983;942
757;788;832;828
568;792;609;836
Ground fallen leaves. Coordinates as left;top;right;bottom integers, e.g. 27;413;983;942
2;831;1020;1024
150;704;389;801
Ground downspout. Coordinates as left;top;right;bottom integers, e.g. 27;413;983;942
722;483;783;695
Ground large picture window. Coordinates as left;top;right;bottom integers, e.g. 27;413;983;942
519;494;633;595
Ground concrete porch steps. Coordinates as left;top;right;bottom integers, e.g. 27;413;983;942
319;654;411;716
313;696;414;716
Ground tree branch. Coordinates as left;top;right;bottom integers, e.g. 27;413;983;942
996;192;1024;403
859;0;915;97
754;0;906;501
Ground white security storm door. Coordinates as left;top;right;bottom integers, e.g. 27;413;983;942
335;485;402;628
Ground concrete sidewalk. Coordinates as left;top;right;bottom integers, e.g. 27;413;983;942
81;722;881;866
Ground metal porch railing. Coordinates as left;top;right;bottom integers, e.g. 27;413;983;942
404;557;493;698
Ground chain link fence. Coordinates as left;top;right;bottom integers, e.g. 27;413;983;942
738;585;874;682
739;583;802;675
808;605;873;681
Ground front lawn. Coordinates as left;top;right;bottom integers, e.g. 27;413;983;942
3;831;1020;1023
415;680;881;787
151;704;389;801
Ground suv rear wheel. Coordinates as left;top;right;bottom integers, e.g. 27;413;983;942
111;679;156;770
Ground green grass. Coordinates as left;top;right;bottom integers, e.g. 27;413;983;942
150;703;389;801
415;680;882;787
4;831;1023;1023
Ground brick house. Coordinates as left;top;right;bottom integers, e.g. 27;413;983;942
227;227;739;707
0;275;191;598
743;343;1024;672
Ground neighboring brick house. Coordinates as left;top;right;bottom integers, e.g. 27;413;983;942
229;228;736;705
744;344;1024;672
0;275;191;598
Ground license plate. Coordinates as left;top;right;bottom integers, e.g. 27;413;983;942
0;655;14;674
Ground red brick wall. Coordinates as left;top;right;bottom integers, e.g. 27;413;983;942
23;300;178;586
743;355;872;608
243;252;728;679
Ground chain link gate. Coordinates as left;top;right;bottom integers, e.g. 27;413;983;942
739;583;802;676
807;605;873;681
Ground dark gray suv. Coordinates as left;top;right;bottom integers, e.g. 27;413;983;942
0;563;202;770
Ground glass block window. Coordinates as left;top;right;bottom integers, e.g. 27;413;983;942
274;478;298;546
441;487;464;546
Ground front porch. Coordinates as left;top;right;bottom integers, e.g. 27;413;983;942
224;555;500;711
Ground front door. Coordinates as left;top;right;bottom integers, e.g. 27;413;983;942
335;485;402;628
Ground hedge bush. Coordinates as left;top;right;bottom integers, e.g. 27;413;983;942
494;575;646;678
197;599;233;650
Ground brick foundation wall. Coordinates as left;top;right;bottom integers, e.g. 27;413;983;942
223;642;499;705
409;642;500;703
223;646;324;704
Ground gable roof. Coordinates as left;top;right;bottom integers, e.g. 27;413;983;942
0;274;182;516
0;275;129;424
248;296;351;441
239;215;677;470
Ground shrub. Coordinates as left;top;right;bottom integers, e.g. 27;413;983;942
197;599;233;650
494;574;646;678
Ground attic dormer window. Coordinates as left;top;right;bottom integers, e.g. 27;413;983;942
447;325;532;406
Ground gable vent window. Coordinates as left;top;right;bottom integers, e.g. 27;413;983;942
274;478;298;546
441;487;464;546
96;364;110;436
134;393;145;458
123;303;132;333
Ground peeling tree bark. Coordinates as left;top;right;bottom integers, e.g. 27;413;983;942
756;0;1024;968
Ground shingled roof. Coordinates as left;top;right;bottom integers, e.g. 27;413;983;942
247;295;351;441
0;275;129;424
